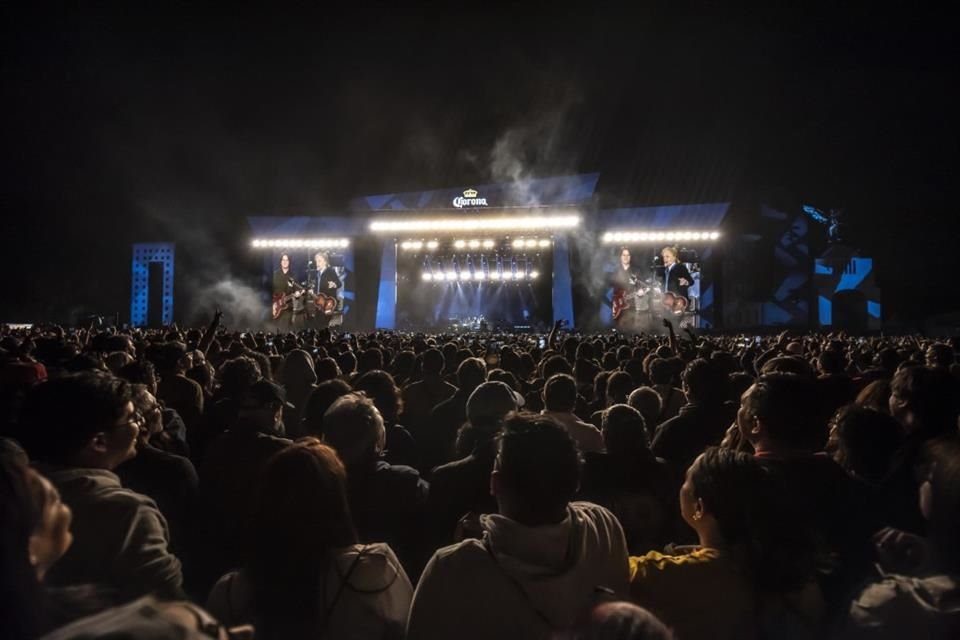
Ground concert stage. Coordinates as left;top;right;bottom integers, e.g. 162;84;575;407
246;174;726;332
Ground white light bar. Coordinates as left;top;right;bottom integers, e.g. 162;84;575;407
600;230;721;244
370;215;580;234
420;270;542;282
251;238;351;249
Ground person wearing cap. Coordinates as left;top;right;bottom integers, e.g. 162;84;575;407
426;381;522;547
198;379;293;581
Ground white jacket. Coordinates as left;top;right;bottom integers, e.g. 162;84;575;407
407;502;629;640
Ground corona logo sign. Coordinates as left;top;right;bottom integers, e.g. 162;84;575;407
453;188;488;209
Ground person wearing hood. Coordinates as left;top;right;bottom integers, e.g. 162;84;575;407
407;412;629;640
207;438;412;639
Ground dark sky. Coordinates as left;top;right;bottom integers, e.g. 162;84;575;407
1;5;957;326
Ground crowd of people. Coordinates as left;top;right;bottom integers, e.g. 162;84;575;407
1;316;959;639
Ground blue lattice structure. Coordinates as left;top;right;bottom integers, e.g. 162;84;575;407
815;245;882;331
131;243;175;327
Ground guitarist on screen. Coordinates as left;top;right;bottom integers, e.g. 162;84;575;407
308;251;342;328
272;253;306;327
609;247;642;332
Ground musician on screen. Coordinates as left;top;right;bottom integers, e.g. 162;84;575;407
661;246;692;298
308;252;342;327
610;247;642;332
272;253;305;327
661;245;693;315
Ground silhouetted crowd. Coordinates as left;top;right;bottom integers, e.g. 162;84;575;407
2;318;959;639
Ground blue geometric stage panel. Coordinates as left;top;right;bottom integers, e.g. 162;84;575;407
131;243;174;327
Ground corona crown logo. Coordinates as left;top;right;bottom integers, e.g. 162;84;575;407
453;188;488;209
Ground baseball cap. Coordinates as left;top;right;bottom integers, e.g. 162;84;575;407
239;379;295;410
466;381;525;424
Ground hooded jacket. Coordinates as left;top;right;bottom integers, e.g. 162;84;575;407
41;467;183;601
407;501;629;640
207;543;412;640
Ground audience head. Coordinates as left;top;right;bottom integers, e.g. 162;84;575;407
682;447;813;590
130;384;163;445
357;347;384;375
648;359;673;386
456;357;487;394
855;378;891;413
737;373;824;453
467;381;522;430
216;356;262;399
20;372;139;469
542;354;573;379
543;373;578;413
602;404;650;454
563;601;675;640
925;343;955;370
246;439;358;636
605;371;634;407
0;457;74;638
422;348;445;376
493;412;580;526
279;349;317;389
300;379;352;439
322;393;385;467
681;358;727;405
352;370;403;424
627;387;661;433
889;365;960;439
827;405;904;485
236;379;288;435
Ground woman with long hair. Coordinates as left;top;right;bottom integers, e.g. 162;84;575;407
206;438;412;639
629;447;822;640
353;370;418;469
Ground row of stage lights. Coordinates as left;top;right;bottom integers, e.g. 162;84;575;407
249;230;717;250
251;238;350;249
399;238;552;251
601;231;720;244
422;270;540;282
370;215;580;233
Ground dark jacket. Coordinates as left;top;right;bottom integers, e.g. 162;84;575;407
651;401;738;473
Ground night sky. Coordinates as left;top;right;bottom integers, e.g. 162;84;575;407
2;5;957;328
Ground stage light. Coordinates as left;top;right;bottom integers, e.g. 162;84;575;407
475;272;487;281
482;239;495;249
461;272;473;281
446;271;457;281
538;239;551;248
489;271;502;280
422;272;433;281
454;240;466;249
426;240;439;250
250;237;351;250
530;270;540;279
468;239;480;249
598;230;720;244
369;215;581;233
524;239;537;249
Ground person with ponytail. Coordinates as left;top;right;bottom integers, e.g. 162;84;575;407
629;447;823;640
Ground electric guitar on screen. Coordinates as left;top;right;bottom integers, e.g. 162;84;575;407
612;282;655;319
271;283;305;320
